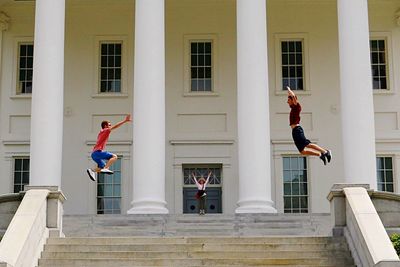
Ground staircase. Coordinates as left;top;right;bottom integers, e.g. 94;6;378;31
37;214;355;266
39;236;355;266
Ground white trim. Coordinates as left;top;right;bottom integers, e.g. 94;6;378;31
183;34;219;96
92;35;128;97
370;32;395;94
274;33;311;95
376;155;396;193
170;139;234;145
11;36;34;98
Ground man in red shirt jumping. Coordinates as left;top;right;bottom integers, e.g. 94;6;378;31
86;114;132;181
287;87;331;165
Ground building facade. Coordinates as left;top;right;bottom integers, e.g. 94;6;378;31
0;0;399;215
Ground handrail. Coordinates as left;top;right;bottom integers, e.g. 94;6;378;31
0;187;65;267
328;184;400;266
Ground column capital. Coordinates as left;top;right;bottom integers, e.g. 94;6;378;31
395;8;400;26
0;12;10;31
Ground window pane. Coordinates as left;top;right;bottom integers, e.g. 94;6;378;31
300;183;308;195
284;197;291;209
377;170;384;183
205;42;211;53
284;183;291;195
283;170;291;182
282;42;288;53
190;41;213;92
22;172;29;184
282;54;288;65
385;157;392;169
386;184;394;192
386;171;393;183
99;42;123;93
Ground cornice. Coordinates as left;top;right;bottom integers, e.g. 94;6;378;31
0;11;10;31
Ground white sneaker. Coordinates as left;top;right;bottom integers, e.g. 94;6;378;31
100;168;114;175
86;168;96;182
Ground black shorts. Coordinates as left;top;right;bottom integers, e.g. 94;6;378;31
292;125;311;152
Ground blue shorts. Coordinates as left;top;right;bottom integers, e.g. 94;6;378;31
91;150;113;168
292;125;311;152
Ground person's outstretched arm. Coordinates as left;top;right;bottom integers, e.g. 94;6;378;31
192;172;200;186
286;86;298;105
111;114;132;131
205;171;212;185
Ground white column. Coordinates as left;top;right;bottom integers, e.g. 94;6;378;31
0;12;10;83
337;0;377;189
235;0;276;213
30;0;65;186
128;0;168;214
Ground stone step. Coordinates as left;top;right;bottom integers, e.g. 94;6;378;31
41;250;352;259
62;214;331;237
38;257;354;266
46;236;344;245
43;242;349;252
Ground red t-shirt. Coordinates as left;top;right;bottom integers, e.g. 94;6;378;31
93;128;111;151
289;103;301;125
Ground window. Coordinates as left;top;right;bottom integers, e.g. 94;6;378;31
183;34;218;96
13;157;29;193
17;43;34;94
183;165;222;186
370;39;388;90
274;34;309;93
283;156;308;213
376;156;394;192
97;158;121;214
281;41;304;90
99;42;122;93
190;41;212;92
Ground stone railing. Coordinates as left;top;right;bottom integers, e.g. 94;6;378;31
371;191;400;235
328;184;400;267
0;187;65;267
0;193;23;241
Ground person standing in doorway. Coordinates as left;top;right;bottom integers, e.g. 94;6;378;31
287;86;332;165
192;170;212;215
86;114;132;181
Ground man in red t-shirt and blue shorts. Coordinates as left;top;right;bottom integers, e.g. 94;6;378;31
86;114;132;181
287;87;332;165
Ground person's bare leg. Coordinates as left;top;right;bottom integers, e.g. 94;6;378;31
306;143;327;154
300;148;321;157
93;167;101;173
103;154;117;170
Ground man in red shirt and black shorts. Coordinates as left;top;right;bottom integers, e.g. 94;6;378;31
86;114;132;181
287;87;331;165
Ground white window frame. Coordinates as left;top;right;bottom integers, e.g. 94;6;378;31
282;155;309;214
11;37;34;99
96;156;122;214
376;155;395;192
274;33;310;95
92;35;128;98
183;34;219;97
370;32;394;95
12;156;30;193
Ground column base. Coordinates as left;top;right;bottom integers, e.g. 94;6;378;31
235;199;277;214
127;199;169;214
